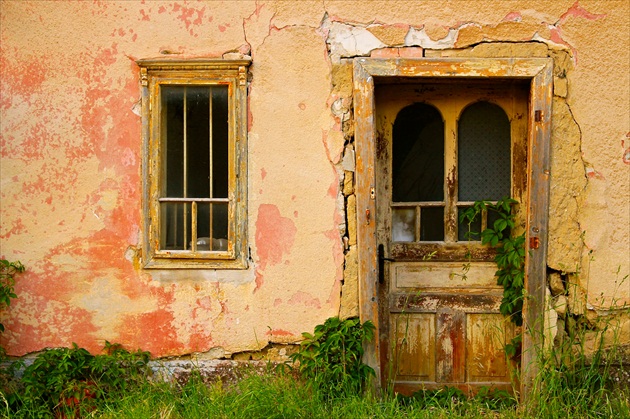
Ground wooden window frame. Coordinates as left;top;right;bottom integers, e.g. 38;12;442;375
353;57;553;400
137;59;250;269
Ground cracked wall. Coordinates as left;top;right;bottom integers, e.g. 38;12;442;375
0;1;628;359
323;1;630;353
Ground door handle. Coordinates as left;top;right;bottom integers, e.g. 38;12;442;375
378;244;395;284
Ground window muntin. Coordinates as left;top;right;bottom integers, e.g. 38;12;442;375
138;60;249;269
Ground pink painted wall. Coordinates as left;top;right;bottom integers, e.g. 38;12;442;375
1;1;628;357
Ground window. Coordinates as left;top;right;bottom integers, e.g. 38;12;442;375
376;80;529;260
390;98;516;245
137;59;250;269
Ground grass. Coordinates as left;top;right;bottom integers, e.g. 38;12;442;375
5;366;628;419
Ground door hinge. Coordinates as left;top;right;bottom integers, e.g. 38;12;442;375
529;236;540;249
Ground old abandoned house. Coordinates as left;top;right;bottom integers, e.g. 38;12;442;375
1;0;628;397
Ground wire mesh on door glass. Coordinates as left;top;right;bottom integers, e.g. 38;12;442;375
458;101;511;202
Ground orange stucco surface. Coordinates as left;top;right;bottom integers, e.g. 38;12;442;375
1;1;628;357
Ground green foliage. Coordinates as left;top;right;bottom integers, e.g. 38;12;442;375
400;386;517;412
11;341;151;417
526;322;630;418
289;317;376;396
459;197;525;327
0;259;25;335
6;356;627;418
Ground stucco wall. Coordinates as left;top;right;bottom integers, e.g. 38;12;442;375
1;0;628;358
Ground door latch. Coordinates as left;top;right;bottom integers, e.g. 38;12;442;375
378;244;395;284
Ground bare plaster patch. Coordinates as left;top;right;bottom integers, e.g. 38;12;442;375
326;20;385;60
405;26;457;50
366;24;409;46
72;277;157;339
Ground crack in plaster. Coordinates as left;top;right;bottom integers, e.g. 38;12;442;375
242;1;277;56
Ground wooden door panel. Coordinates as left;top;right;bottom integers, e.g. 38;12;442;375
393;261;500;290
391;313;435;381
467;314;514;382
436;309;466;383
390;293;502;314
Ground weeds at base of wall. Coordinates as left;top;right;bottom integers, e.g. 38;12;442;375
1;342;151;418
1;325;629;417
287;316;376;397
0;259;25;361
521;302;630;417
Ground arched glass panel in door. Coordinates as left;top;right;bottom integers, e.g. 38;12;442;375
391;103;444;242
457;101;511;241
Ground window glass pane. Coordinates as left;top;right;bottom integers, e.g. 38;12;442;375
392;208;415;242
392;103;444;202
458;206;481;242
185;87;210;198
193;203;229;250
458;102;511;202
163;86;185;198
212;87;229;198
160;202;186;250
420;206;444;241
162;85;229;200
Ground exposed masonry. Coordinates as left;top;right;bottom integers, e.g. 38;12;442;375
216;10;624;362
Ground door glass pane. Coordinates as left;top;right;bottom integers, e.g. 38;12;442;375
487;207;511;239
458;206;481;241
392;208;415;242
420;206;444;241
392;103;444;202
458;101;511;201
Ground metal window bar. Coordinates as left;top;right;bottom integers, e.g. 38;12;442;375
183;87;188;250
191;201;197;251
161;85;232;252
208;86;214;246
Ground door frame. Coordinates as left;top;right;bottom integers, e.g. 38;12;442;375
353;57;553;401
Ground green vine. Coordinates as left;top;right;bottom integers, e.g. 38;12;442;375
0;259;24;335
459;198;525;356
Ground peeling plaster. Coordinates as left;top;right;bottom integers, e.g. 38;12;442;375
406;26;458;50
0;0;627;361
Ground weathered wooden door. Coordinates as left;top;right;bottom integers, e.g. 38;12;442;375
374;81;529;395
